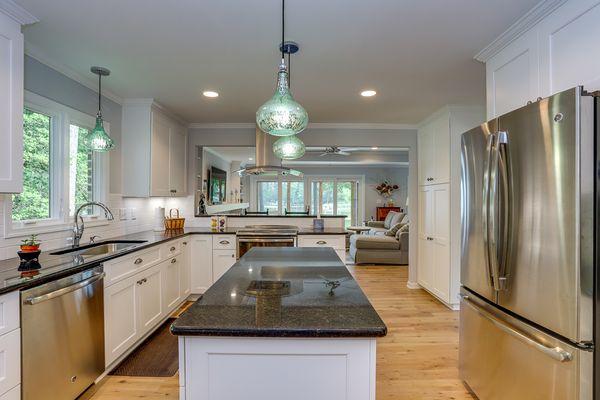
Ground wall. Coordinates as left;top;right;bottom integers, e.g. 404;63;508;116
188;124;419;284
0;56;172;260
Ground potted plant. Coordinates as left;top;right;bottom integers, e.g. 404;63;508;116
20;234;41;253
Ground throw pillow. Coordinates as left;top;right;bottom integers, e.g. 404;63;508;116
383;211;398;229
385;222;403;236
395;223;409;239
389;212;404;227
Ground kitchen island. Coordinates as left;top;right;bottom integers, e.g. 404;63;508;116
171;247;386;400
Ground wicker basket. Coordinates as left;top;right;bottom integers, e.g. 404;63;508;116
164;208;185;230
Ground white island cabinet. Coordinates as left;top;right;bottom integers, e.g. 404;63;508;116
173;247;386;400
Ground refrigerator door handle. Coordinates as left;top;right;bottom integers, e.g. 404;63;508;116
482;133;495;288
460;294;573;363
496;131;511;290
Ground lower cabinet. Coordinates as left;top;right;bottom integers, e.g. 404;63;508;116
190;235;213;294
212;249;236;282
105;275;139;366
180;240;191;297
298;235;347;263
163;256;182;313
137;264;164;332
0;385;19;400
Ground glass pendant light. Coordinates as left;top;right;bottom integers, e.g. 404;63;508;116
84;66;115;152
273;135;305;159
256;0;308;137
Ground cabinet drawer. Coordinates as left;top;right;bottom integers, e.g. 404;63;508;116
298;236;345;249
162;240;182;258
0;292;19;336
212;235;235;250
0;385;19;400
0;329;20;396
104;246;161;287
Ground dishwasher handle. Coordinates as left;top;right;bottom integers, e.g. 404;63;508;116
24;272;105;305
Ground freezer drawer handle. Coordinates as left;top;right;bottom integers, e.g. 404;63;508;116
460;294;573;363
24;272;106;305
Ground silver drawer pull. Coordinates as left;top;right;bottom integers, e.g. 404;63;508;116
170;246;176;251
134;258;143;265
136;278;147;285
171;258;177;264
316;240;327;245
219;240;230;245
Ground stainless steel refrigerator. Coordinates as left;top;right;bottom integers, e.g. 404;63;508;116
459;87;596;400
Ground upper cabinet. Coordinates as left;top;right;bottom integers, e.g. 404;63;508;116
482;0;600;119
417;109;450;186
122;100;188;197
0;11;25;193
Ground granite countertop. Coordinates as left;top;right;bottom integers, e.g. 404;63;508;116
0;227;348;295
171;247;387;338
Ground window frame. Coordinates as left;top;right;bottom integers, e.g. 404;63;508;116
3;91;110;238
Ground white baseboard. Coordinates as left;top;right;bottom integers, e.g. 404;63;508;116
406;281;420;289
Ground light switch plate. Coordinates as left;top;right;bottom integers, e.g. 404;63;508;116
129;208;137;220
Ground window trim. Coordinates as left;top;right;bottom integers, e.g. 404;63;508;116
3;91;110;239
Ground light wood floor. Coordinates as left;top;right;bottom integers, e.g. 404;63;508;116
90;265;474;400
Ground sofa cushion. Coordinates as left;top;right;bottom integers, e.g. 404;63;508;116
400;214;409;224
389;212;404;227
351;234;400;250
385;222;403;237
383;211;398;229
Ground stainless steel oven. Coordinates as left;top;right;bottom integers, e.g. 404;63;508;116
236;225;298;259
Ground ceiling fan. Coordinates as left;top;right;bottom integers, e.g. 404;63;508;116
318;146;351;156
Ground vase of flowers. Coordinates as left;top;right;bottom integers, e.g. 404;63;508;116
375;181;399;206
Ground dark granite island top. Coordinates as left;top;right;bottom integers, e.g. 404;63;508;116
171;247;387;338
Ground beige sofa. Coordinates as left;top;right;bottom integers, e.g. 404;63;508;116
349;211;409;265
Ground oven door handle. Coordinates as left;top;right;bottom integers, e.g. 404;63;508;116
237;238;296;243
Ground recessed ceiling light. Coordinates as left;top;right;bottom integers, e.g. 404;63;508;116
371;147;378;150
203;90;219;98
361;90;377;97
248;157;253;161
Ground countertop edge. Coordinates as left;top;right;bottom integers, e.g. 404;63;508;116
170;326;388;338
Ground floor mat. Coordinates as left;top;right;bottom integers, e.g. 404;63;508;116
109;317;179;377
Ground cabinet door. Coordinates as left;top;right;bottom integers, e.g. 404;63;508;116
432;185;450;302
191;236;213;294
417;186;434;290
212;249;236;282
169;126;187;196
137;264;164;334
418;126;434;185
150;112;171;196
432;116;450;184
0;13;24;193
163;257;182;313
105;275;139;366
417;237;433;290
180;240;191;297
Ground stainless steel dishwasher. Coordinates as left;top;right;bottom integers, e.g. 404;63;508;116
21;265;105;400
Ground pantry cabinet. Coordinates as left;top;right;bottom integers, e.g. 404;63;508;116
417;111;449;185
482;0;600;119
122;99;187;197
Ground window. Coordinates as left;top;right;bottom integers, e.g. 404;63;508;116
12;109;53;221
311;178;359;227
5;92;108;236
257;181;278;213
282;181;305;213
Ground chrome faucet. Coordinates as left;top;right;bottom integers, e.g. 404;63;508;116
73;202;114;247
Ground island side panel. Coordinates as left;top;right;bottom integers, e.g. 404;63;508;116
180;336;376;400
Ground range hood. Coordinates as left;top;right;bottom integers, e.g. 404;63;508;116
237;127;303;177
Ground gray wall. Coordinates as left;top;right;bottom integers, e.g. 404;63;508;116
188;125;419;284
24;56;123;193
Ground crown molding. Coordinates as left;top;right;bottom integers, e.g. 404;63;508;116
474;0;568;62
0;0;38;25
25;42;124;105
122;98;187;125
189;122;418;130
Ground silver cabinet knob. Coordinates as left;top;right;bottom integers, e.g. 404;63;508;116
171;258;177;264
170;246;176;251
316;240;327;245
219;240;230;245
134;258;143;265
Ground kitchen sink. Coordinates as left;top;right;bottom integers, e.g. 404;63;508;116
51;240;147;256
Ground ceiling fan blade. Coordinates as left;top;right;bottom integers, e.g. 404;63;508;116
319;152;329;157
338;151;351;156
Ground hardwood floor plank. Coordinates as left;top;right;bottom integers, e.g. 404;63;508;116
91;264;474;400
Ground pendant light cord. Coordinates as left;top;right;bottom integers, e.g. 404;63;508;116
281;0;285;61
98;73;102;117
287;52;291;88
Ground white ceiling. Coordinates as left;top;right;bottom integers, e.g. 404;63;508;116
17;0;539;124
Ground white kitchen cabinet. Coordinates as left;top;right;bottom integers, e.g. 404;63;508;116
417;184;451;304
122;99;187;197
0;12;24;193
180;239;191;298
163;256;182;313
298;235;347;263
417;111;450;185
482;0;600;119
191;235;213;294
137;264;164;333
0;385;20;400
212;249;236;282
105;275;139;366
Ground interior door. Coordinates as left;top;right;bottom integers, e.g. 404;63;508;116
496;88;592;342
460;119;497;302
